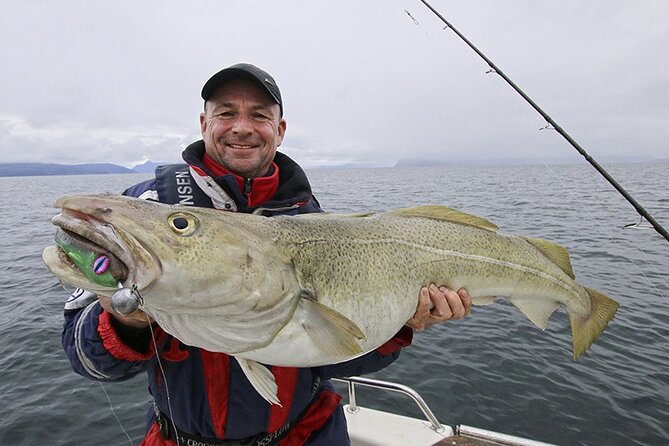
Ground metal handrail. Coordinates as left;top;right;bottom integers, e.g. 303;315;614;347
332;376;445;432
333;376;557;446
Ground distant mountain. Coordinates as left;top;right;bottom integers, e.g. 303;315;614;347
131;160;168;173
393;155;665;168
0;162;134;177
393;157;572;167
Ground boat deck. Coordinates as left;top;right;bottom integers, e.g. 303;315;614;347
335;377;554;446
434;435;520;446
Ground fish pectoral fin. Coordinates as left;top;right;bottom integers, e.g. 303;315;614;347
299;296;366;357
235;357;281;406
521;236;575;279
509;298;560;330
385;205;498;232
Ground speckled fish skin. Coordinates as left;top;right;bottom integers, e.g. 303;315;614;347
43;194;618;368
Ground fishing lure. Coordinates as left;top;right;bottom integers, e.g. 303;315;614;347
55;239;119;288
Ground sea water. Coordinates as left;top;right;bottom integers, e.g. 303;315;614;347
0;162;667;445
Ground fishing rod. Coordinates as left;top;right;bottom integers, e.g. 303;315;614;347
416;0;669;244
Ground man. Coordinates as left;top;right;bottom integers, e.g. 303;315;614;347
62;63;471;445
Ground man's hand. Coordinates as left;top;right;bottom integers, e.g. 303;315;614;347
97;294;154;329
406;284;472;331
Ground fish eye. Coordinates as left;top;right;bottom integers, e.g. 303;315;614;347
168;212;198;236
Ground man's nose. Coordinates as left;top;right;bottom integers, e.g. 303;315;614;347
231;114;253;135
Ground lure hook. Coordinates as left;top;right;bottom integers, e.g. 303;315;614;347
622;217;654;230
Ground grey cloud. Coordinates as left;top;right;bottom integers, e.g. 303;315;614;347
1;0;668;167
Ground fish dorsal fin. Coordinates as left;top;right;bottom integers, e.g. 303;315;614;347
386;205;498;232
299;292;365;357
235;357;281;405
521;236;575;279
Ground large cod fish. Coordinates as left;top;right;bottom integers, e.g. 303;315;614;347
43;194;618;404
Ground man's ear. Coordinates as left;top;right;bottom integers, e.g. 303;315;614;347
199;112;207;136
277;118;287;146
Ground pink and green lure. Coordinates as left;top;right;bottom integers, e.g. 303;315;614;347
55;239;119;288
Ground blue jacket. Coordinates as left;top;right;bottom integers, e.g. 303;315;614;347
62;141;412;445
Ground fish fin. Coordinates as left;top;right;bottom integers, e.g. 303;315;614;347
570;287;619;360
509;298;560;330
300;296;365;357
386;205;498;232
521;237;575;279
472;296;497;306
235;357;282;406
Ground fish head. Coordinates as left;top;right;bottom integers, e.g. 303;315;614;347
43;194;161;296
42;194;281;315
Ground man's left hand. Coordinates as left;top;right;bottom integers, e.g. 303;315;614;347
406;284;472;331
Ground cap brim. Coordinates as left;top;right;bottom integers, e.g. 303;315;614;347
201;68;281;106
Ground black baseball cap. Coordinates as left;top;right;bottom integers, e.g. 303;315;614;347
201;63;283;116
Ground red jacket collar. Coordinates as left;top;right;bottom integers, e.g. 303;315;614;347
201;152;280;208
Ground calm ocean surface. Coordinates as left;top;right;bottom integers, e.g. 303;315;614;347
0;162;667;445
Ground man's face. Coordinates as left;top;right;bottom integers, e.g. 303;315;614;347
200;78;286;178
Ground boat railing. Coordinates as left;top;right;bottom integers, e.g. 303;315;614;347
332;376;445;432
334;376;557;446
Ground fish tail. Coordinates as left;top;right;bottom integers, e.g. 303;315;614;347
570;287;619;360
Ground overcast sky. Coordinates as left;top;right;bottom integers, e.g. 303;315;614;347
1;0;668;168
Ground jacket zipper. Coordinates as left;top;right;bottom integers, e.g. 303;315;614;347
244;178;253;205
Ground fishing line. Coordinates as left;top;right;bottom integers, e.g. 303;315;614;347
403;4;668;297
95;309;181;444
412;0;669;245
147;313;182;446
541;161;668;303
99;381;134;445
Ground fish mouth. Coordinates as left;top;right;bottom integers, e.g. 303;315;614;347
54;227;129;285
46;205;158;292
